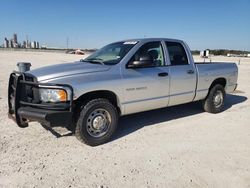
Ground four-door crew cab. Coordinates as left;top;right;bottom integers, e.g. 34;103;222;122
8;38;238;146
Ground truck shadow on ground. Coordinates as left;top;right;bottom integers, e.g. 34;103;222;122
112;94;247;141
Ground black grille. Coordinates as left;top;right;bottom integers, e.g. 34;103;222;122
8;73;38;114
24;75;35;103
8;72;73;113
8;73;18;114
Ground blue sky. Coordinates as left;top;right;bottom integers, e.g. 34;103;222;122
0;0;250;50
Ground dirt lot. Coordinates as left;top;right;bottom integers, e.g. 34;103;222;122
0;51;249;188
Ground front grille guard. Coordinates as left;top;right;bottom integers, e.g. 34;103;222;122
8;71;74;127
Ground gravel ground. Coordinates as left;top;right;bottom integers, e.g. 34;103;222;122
0;51;249;188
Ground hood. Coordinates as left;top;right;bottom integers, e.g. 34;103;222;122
28;61;111;81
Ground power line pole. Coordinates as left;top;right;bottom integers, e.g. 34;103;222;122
26;35;29;48
66;37;69;49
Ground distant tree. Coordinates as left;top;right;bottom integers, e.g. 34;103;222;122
191;50;200;55
192;49;250;56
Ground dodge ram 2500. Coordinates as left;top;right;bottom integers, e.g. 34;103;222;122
8;38;238;146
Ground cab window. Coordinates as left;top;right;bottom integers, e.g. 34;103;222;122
166;42;188;65
128;42;165;68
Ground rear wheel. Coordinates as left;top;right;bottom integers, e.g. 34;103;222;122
75;98;118;146
202;84;226;113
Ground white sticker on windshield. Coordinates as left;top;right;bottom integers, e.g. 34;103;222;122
123;41;138;45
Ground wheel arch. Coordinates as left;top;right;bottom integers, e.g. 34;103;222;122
74;90;122;115
209;77;226;90
205;77;226;99
202;78;226;113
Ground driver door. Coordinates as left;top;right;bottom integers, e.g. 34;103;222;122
121;41;170;115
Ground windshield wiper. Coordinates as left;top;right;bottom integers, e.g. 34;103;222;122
87;57;103;61
80;59;105;65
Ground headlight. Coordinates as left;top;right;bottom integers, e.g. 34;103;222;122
39;88;67;103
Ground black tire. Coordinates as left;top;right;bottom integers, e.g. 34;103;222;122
75;98;118;146
202;84;226;113
16;117;28;128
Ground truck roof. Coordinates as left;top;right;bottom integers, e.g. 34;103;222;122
115;38;184;43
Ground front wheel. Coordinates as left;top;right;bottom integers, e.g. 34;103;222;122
202;84;226;113
75;98;118;146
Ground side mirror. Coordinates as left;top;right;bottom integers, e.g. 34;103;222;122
128;54;153;68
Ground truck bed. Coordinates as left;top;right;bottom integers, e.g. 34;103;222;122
195;62;232;64
194;62;238;101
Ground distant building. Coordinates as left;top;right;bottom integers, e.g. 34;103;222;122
22;41;26;48
3;33;40;49
13;33;17;44
26;40;31;48
4;38;9;48
31;41;36;48
12;33;19;48
8;40;13;48
2;33;43;49
227;53;248;57
13;41;19;48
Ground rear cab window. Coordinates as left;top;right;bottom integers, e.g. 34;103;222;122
165;42;189;65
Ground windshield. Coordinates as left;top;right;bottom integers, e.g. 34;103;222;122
84;41;137;65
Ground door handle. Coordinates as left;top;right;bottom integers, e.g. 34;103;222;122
187;70;194;74
158;72;168;77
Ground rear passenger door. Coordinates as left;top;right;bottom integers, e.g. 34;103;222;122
165;41;196;106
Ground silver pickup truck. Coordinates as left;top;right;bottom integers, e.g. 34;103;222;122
8;38;238;146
